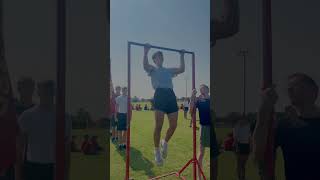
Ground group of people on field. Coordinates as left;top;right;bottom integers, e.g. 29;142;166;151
131;104;153;111
110;84;129;150
71;135;103;155
0;77;72;180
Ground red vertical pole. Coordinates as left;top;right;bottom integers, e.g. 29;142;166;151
191;53;197;180
56;0;66;179
262;0;275;179
125;42;131;180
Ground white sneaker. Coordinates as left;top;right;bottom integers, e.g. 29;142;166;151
154;149;163;166
161;140;168;159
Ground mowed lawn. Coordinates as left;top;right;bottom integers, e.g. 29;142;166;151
70;108;286;180
110;110;210;180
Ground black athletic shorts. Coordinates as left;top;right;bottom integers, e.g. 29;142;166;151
236;143;250;155
117;113;127;131
111;114;117;128
154;88;178;114
184;107;189;112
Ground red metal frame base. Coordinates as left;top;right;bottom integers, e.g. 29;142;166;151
148;172;185;180
148;158;206;180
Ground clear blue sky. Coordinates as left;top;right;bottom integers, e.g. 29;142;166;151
111;0;210;99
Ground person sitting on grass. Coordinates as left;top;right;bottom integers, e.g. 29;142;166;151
88;136;103;155
180;103;184;110
115;87;129;151
223;132;235;151
71;136;80;152
81;134;90;154
190;84;219;180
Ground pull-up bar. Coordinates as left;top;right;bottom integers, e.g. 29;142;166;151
128;41;194;55
126;41;205;180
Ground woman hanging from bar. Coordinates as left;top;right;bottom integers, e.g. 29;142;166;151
143;44;185;166
210;0;240;179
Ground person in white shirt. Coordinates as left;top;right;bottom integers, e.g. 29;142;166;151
115;87;128;150
183;98;190;120
16;80;72;180
233;113;251;180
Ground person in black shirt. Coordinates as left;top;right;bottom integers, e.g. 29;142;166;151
253;73;320;180
190;84;216;180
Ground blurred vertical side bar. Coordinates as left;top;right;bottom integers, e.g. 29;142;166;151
106;0;110;179
56;0;66;179
262;0;275;179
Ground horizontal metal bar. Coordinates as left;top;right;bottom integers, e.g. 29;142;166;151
128;41;194;54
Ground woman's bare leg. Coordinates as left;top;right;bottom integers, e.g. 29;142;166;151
154;110;165;148
164;112;178;142
198;145;205;180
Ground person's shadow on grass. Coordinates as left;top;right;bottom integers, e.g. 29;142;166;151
117;146;155;178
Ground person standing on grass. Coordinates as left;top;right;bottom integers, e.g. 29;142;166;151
110;80;118;143
233;114;251;180
143;44;185;166
115;87;128;151
16;80;72;180
253;73;320;180
183;98;190;120
113;86;121;137
190;84;218;180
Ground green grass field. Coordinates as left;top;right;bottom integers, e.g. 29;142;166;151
70;108;286;180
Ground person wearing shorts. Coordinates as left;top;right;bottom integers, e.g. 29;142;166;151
233;114;251;180
110;81;120;143
115;87;128;150
143;44;185;166
190;84;217;180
